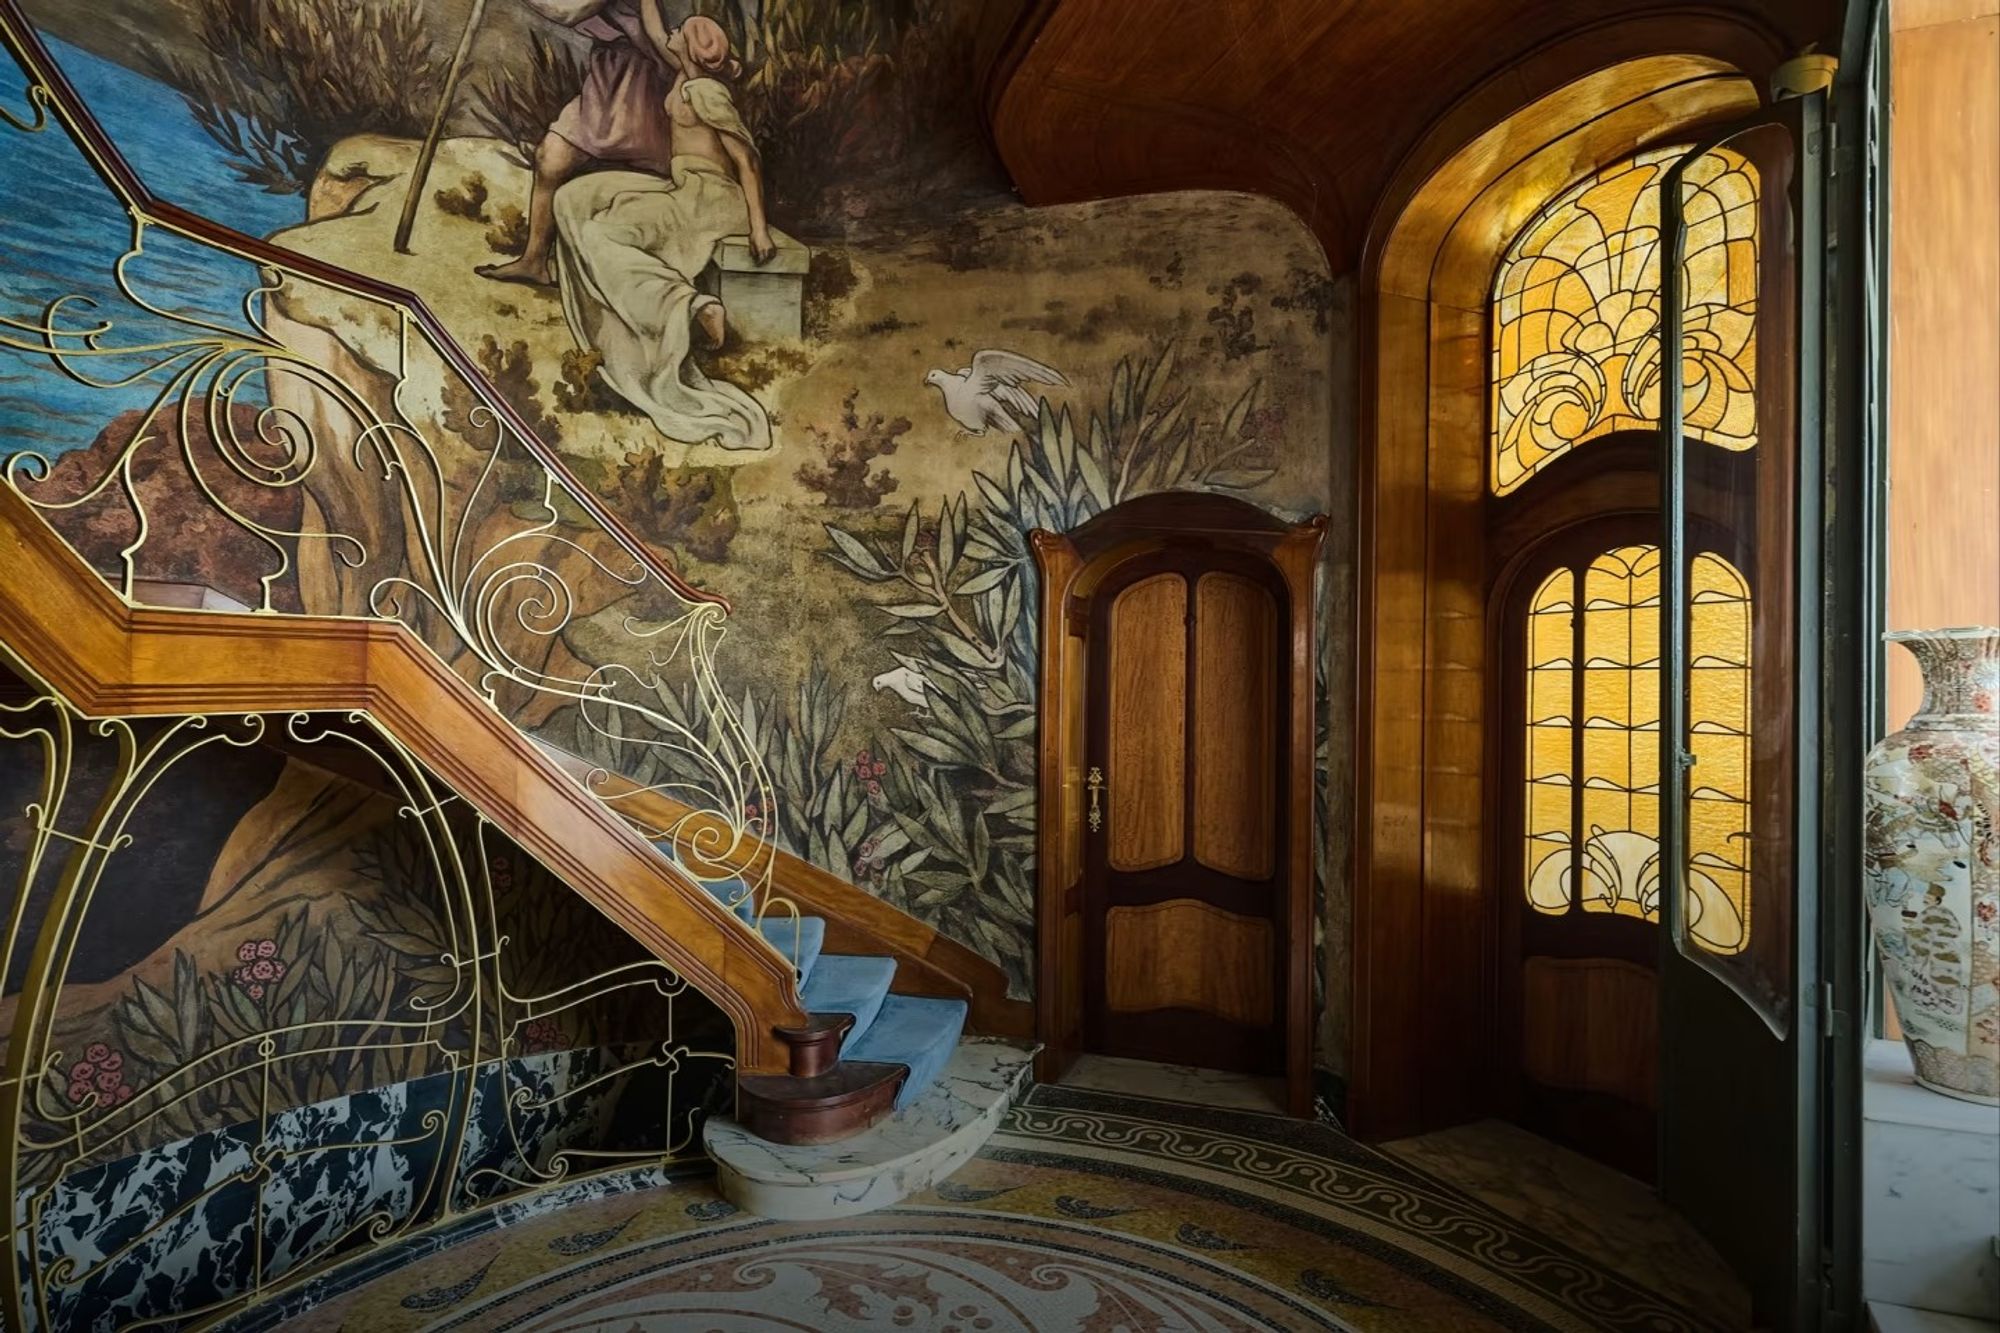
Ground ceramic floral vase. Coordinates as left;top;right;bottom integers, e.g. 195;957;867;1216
1863;627;2000;1104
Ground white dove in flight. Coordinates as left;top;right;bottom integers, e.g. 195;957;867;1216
924;349;1069;435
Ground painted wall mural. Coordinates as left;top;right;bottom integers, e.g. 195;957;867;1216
2;0;1348;1033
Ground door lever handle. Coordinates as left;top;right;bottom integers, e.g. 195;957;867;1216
1086;766;1104;833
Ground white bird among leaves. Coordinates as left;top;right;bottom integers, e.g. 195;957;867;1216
871;664;933;711
924;349;1069;435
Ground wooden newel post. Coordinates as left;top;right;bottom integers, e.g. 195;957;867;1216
394;0;490;255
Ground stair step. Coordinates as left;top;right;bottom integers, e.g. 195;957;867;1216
845;994;968;1111
759;914;826;983
800;954;898;1052
707;1038;1036;1220
735;1059;906;1146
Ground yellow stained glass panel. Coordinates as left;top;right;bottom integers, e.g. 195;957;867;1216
1525;568;1574;914
1685;553;1752;954
1491;146;1760;496
1520;545;1753;953
1579;547;1660;921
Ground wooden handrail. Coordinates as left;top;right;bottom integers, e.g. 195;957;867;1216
0;5;726;612
544;750;1035;1041
0;486;806;1072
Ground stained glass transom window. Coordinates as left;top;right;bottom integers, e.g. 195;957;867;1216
1521;545;1752;954
1491;146;1760;496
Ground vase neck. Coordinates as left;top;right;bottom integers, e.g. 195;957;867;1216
1897;631;2000;729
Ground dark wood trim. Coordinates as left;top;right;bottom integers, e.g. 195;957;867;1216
1030;528;1085;1085
1032;494;1324;1117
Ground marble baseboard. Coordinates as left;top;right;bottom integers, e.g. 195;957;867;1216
1870;1300;2000;1333
705;1038;1037;1221
1865;1041;2000;1321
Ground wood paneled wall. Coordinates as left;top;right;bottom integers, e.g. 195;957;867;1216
1886;0;2000;727
1353;52;1765;1141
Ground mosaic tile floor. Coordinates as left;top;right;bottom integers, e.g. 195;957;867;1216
243;1086;1746;1332
1383;1118;1752;1328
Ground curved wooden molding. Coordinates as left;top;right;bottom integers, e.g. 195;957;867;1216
1032;496;1326;1117
0;5;723;612
0;487;806;1072
1350;48;1764;1139
550;753;1033;1041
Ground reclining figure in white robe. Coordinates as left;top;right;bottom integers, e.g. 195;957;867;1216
552;12;775;452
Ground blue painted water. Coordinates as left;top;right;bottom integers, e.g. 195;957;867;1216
0;36;305;457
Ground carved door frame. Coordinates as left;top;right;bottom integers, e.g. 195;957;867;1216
1031;492;1326;1117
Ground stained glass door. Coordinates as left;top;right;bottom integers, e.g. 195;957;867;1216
1658;92;1830;1327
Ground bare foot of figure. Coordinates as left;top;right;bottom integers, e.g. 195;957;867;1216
476;258;555;288
695;300;727;349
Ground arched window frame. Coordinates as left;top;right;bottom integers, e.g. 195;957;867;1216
1484;141;1768;966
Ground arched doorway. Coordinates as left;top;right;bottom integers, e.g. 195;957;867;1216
1354;31;1838;1328
1031;493;1325;1116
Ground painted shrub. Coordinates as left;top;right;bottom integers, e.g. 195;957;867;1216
4;0;1344;1009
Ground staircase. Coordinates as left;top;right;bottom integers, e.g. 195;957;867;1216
673;859;1036;1220
0;21;1037;1224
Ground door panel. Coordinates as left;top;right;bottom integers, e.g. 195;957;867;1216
1193;573;1278;880
1658;95;1827;1328
1105;899;1274;1024
1086;551;1288;1074
1107;573;1186;873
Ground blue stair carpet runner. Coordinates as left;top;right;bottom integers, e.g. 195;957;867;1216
664;850;969;1111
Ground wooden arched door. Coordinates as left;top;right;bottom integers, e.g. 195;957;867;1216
1032;493;1325;1115
1084;550;1289;1072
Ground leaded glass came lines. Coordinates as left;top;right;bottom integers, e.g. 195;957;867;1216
1526;567;1575;914
1490;146;1760;495
1580;546;1662;922
1520;545;1753;953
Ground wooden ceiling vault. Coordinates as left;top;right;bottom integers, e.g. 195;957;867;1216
980;0;1847;274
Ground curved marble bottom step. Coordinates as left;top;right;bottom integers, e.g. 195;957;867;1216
705;1038;1036;1221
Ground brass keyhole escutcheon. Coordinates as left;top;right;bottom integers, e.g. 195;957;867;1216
1086;766;1104;833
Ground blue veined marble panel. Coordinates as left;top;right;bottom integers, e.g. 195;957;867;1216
13;1047;708;1332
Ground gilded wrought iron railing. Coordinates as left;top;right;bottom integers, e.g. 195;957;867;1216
0;632;734;1332
0;10;823;1328
0;12;791;927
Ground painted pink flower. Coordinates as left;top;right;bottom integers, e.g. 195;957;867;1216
866;780;882;797
98;1051;122;1074
1977;901;1996;924
255;939;278;959
1975;689;1994;713
236;941;258;963
67;1080;91;1104
250;959;277;983
521;1018;568;1053
246;983;265;1000
113;1085;133;1105
94;1068;121;1094
872;760;887;777
84;1043;110;1064
70;1060;94;1082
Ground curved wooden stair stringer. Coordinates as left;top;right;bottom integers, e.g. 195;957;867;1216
0;485;819;1072
538;747;1034;1043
